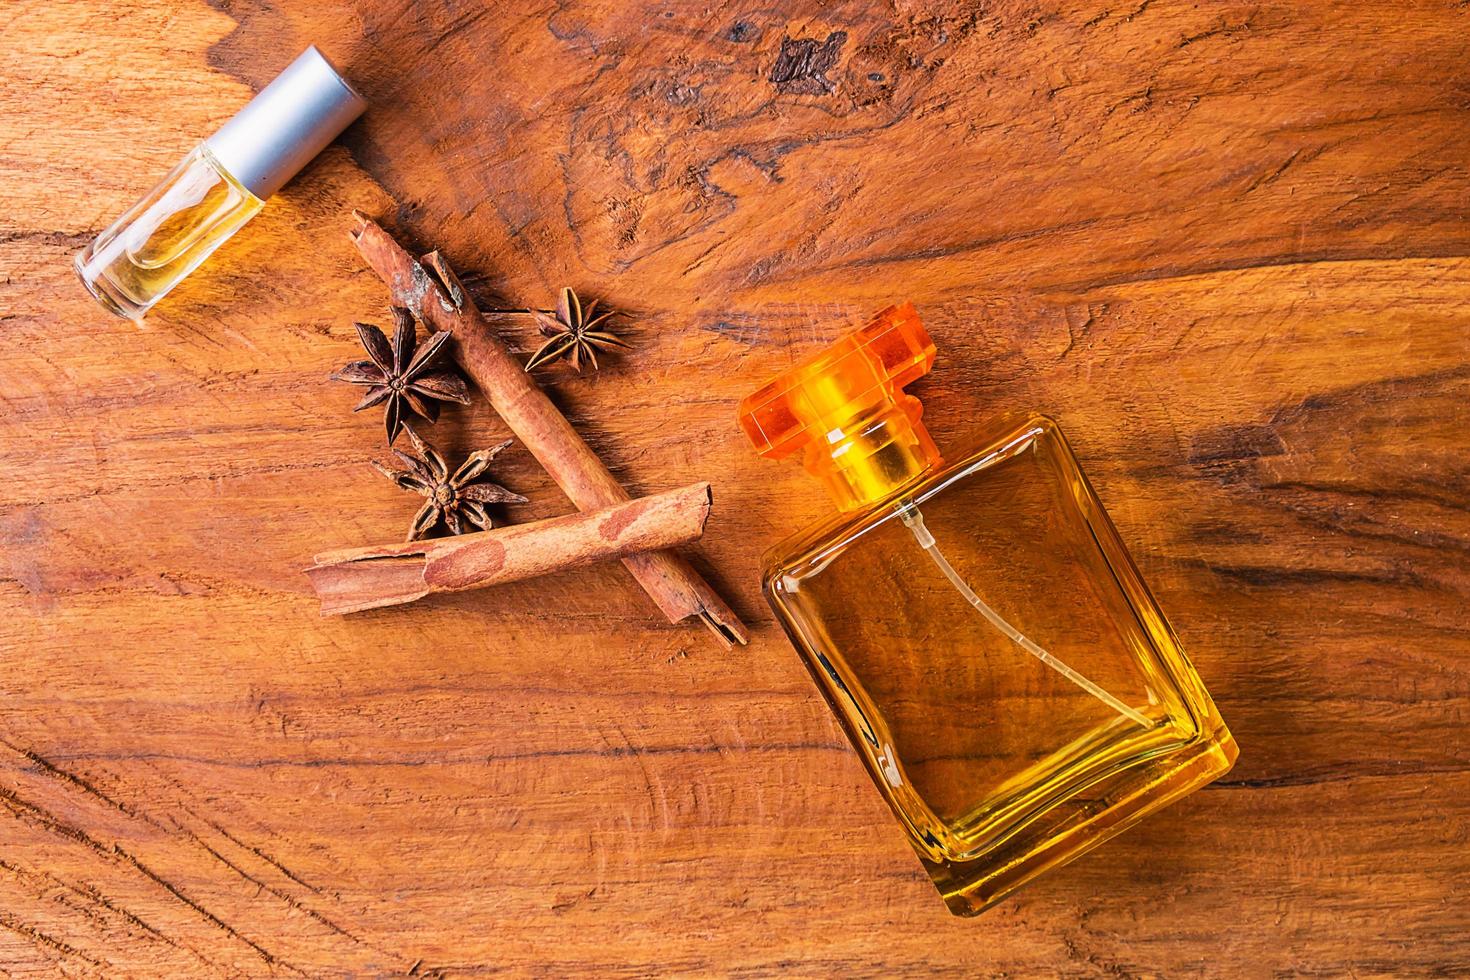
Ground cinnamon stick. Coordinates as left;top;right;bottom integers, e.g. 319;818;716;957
349;212;749;648
308;483;713;617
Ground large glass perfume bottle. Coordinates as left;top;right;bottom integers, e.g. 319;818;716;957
75;46;366;320
739;304;1237;915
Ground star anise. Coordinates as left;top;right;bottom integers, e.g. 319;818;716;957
332;307;471;445
372;426;527;541
524;287;632;373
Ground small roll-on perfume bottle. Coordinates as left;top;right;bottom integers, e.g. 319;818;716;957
75;46;367;320
739;304;1237;915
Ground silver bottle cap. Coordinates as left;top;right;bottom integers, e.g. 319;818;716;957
204;46;366;200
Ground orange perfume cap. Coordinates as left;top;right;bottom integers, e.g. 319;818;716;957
739;303;941;511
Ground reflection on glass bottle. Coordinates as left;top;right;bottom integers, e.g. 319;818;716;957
75;146;263;319
74;46;366;320
739;303;1237;916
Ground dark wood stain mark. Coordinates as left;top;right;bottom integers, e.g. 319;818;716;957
723;21;760;43
769;31;849;94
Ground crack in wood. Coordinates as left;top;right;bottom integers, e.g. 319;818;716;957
0;909;109;969
0;785;284;969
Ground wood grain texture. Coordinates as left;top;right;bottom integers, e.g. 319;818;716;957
1;0;1467;975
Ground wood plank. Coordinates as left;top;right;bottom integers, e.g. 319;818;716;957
1;0;1466;973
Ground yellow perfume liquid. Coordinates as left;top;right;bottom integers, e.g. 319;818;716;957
75;146;263;319
740;304;1236;915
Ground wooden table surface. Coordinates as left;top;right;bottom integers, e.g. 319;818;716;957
3;1;1468;975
